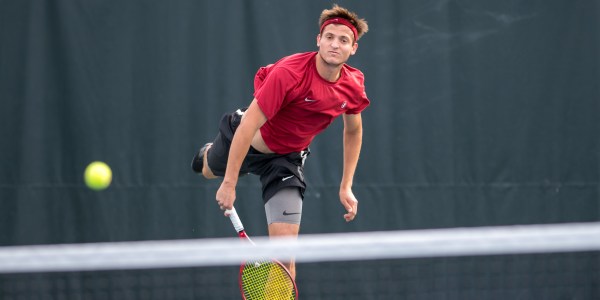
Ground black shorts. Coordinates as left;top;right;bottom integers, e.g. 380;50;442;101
206;108;309;203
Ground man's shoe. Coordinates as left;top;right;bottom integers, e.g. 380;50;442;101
191;143;211;173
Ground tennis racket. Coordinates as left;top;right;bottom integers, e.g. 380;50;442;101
226;207;298;300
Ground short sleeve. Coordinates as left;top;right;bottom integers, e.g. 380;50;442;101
345;90;370;114
345;74;370;114
253;66;297;120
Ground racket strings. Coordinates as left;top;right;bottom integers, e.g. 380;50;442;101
241;260;296;300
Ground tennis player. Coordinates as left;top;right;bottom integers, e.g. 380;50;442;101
191;4;369;278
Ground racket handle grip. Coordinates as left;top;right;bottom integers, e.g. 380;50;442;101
225;207;245;232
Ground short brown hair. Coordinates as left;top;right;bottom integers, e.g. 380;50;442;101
319;4;369;42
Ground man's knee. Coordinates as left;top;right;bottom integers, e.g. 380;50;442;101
268;222;300;237
201;145;218;179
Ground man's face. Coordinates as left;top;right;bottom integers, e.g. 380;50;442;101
317;24;358;66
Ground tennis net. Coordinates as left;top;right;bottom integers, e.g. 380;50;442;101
1;222;599;299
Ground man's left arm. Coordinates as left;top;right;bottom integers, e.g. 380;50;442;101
340;113;363;222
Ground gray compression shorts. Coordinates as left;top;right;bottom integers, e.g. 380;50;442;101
265;187;303;225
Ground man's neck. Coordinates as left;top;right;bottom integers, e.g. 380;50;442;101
315;53;343;82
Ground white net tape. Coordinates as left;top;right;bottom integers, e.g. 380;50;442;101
1;222;599;273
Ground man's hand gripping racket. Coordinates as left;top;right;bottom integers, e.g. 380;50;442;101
225;207;298;300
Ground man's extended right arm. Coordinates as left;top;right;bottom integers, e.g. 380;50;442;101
216;99;267;212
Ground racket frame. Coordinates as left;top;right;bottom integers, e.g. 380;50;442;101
226;207;298;300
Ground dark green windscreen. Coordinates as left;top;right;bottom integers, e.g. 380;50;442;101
1;1;598;299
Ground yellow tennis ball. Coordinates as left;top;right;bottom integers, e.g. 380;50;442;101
84;161;112;191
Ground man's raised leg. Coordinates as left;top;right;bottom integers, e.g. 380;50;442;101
201;144;217;179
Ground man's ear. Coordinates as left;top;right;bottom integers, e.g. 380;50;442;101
316;34;321;47
351;42;358;55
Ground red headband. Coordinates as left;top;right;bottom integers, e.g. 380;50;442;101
320;18;358;42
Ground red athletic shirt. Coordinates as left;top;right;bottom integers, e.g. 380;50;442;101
254;52;370;154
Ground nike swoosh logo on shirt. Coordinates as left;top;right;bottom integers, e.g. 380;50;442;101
304;98;318;102
281;175;294;181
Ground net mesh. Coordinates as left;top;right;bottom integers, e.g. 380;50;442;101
1;222;599;300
